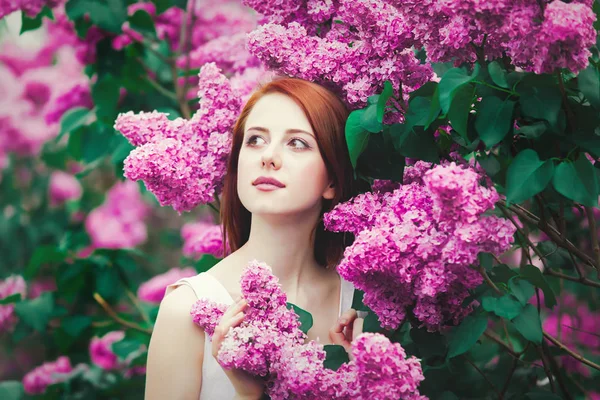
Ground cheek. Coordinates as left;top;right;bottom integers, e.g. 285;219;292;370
292;156;329;191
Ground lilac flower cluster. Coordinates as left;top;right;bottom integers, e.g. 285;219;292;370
181;220;227;259
114;63;241;213
137;267;196;303
0;0;63;19
0;275;27;333
85;181;149;249
22;356;72;395
191;261;426;399
397;0;596;73
324;161;515;331
0;46;90;158
48;171;82;206
89;330;147;376
543;293;600;377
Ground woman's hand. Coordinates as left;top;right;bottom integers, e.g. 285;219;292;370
329;308;364;360
212;296;264;400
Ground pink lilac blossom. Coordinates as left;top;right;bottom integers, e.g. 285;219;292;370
22;356;72;395
181;220;227;259
48;171;83;206
0;275;27;333
191;261;426;399
543;293;600;377
0;0;63;19
137;267;196;303
85;181;150;249
0;46;89;157
29;278;56;299
114;63;241;213
89;331;125;370
324;161;515;331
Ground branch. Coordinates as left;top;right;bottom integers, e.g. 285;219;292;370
463;356;500;396
585;206;600;278
94;293;152;335
478;264;502;295
499;357;519;399
544;268;600;289
536;345;557;394
544;332;600;371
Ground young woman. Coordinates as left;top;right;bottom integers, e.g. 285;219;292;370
145;77;366;400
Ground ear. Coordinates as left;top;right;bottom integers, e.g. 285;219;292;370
323;182;335;200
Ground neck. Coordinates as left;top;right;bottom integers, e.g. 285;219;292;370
236;206;325;299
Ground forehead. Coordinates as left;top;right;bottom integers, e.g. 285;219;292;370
244;92;313;133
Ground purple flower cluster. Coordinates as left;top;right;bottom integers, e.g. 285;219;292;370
191;261;426;399
85;181;149;249
324;161;515;331
48;171;82;206
0;275;27;333
247;9;432;109
137;267;196;303
0;0;63;19
22;356;72;395
114;63;241;213
89;331;126;371
181;220;227;259
398;0;596;73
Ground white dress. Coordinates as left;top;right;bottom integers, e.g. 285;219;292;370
165;272;357;400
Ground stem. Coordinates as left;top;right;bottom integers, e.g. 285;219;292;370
501;200;599;272
536;345;557;393
585;206;600;278
463;356;500;396
498;204;542;267
499;357;519;399
544;332;600;371
501;319;514;352
94;293;152;335
557;70;574;132
473;80;518;96
544;269;600;289
126;289;151;326
542;341;573;400
479;264;502;295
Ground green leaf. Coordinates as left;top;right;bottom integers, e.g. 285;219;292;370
62;315;92;337
129;9;156;37
55;107;92;144
323;344;350;371
82;122;115;163
25;246;66;280
14;292;54;332
345;109;370;170
505;149;554;205
286;303;313;334
438;63;480;114
520;265;557;308
376;81;393;122
112;338;143;359
578;64;600;108
508;278;535;306
573;133;600;158
361;104;383;133
447;84;473;139
512;304;542;344
425;87;441;129
488;61;509;88
447;313;488;358
404;97;432;132
0;293;22;305
517;121;547;140
67;126;85;160
20;6;53;34
481;295;523;320
94;265;121;301
536;241;575;271
518;76;562;131
391;125;439;163
552;156;600;207
65;0;128;33
362;311;383;333
0;381;24;400
526;392;563;400
350;289;369;312
92;75;121;122
410;327;447;358
475;97;515;147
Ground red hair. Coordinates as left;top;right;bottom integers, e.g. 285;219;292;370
220;76;357;268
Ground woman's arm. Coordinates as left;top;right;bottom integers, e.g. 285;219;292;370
145;286;204;400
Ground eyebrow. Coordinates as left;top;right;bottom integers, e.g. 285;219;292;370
246;126;315;139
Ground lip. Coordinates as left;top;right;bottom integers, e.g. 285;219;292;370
252;176;285;188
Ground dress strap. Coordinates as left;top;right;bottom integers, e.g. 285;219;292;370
164;273;234;304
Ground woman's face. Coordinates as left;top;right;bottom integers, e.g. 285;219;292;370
237;92;335;216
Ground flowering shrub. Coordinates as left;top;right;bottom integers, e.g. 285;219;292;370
1;0;600;399
192;261;426;399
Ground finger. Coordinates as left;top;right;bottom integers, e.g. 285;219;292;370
329;322;352;352
338;309;358;325
222;297;248;319
352;318;364;341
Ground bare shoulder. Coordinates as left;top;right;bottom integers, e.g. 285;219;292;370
145;285;205;400
205;254;245;298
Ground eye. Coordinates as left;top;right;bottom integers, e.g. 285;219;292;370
289;138;310;149
245;134;265;146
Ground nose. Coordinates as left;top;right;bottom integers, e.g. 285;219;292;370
261;143;282;170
